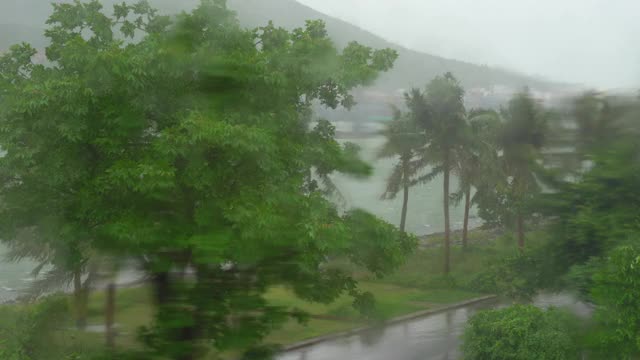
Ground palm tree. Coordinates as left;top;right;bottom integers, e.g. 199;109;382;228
4;231;99;329
452;109;502;248
378;106;423;232
412;73;467;274
499;89;549;249
572;91;623;157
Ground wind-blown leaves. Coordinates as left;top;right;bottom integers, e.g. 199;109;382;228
0;1;409;358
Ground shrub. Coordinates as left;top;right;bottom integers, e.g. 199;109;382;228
0;295;70;360
588;245;640;358
466;246;552;301
462;304;579;360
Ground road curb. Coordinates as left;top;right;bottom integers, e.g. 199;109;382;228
281;294;498;352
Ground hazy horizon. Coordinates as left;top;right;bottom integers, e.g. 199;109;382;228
2;0;638;90
298;0;640;90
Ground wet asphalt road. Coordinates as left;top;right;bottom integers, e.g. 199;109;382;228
277;298;498;360
277;294;590;360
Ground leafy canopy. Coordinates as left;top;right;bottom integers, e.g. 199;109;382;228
589;245;640;358
0;0;412;358
463;305;579;360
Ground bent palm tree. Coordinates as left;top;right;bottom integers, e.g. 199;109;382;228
4;230;99;329
499;89;549;249
378;106;423;232
415;73;467;274
452;109;502;248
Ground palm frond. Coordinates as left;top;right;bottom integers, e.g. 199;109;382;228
376;140;400;160
24;266;75;299
410;165;444;186
450;188;466;206
3;228;53;264
318;173;346;205
30;260;49;278
380;162;404;200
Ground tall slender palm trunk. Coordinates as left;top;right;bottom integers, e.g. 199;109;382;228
462;187;471;248
400;160;410;233
443;158;451;275
73;268;88;330
517;213;525;249
513;176;525;249
105;283;116;349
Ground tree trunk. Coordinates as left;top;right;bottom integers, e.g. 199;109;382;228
152;270;198;360
443;158;451;275
400;160;410;233
105;283;116;349
153;271;171;306
517;213;525;249
462;187;471;249
73;269;87;330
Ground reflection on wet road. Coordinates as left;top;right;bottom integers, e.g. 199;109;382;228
278;298;498;360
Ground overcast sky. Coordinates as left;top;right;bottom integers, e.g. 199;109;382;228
298;0;640;89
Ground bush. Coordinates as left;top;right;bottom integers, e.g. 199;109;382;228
0;295;70;360
462;304;579;360
466;252;540;300
588;245;640;358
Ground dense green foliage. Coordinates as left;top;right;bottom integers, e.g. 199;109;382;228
540;139;640;285
463;305;579;360
0;296;70;360
589;246;640;357
0;1;417;358
464;93;640;359
2;1;640;359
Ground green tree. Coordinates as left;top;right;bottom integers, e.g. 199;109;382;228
499;89;549;248
0;1;412;359
0;1;152;332
412;73;467;273
468;98;640;359
589;245;640;358
378;106;423;232
452;109;502;248
479;129;640;303
537;138;640;290
572;91;617;156
3;239;99;330
536;108;640;358
0;295;71;360
463;305;579;360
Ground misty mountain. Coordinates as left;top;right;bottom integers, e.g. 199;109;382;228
0;0;563;92
227;0;563;92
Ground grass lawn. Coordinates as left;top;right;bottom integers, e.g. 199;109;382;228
77;281;480;350
2;228;531;358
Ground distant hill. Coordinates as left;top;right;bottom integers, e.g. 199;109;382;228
0;0;564;92
226;0;564;91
